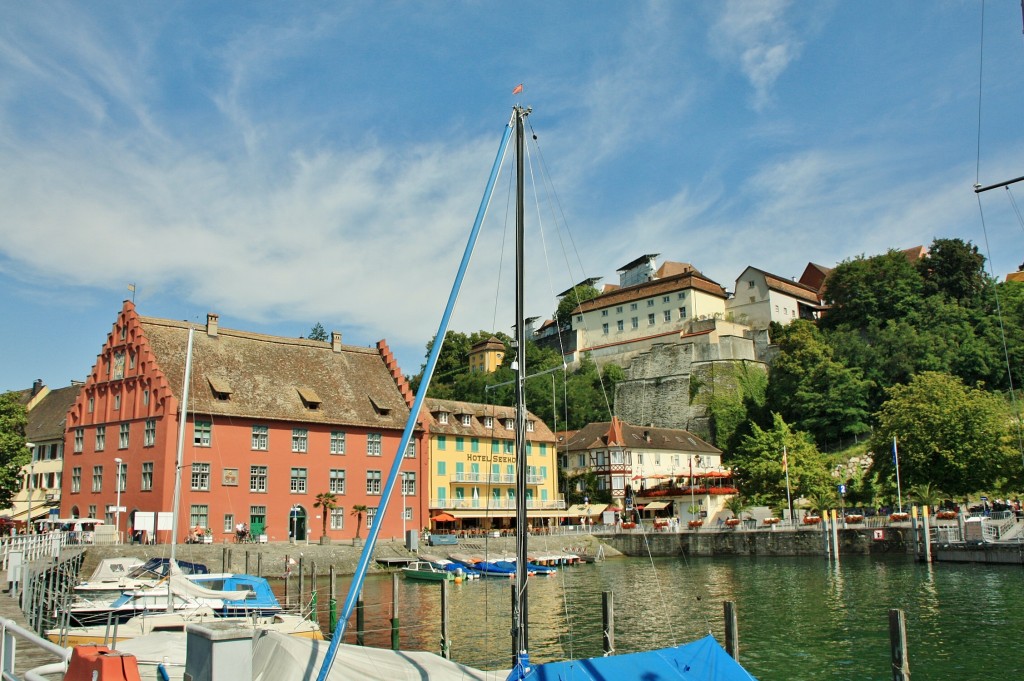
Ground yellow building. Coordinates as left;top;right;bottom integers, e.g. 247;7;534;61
423;398;563;530
468;337;505;373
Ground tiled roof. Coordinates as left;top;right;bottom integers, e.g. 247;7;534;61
139;316;410;430
758;270;821;303
26;385;80;441
574;271;727;314
561;419;720;455
421;398;555;443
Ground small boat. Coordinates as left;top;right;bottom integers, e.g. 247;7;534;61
73;557;208;601
402;561;455;582
46;605;322;646
66;572;282;626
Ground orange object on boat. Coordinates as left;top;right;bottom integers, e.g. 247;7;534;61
63;645;142;681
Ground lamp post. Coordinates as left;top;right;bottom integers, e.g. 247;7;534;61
25;443;35;534
290;505;299;544
114;457;123;543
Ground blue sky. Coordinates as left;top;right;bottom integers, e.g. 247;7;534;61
2;1;1023;393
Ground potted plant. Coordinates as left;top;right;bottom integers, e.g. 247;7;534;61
351;504;368;545
314;491;338;545
723;495;748;529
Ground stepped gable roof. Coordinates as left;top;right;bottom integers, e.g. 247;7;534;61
421;397;555;443
745;267;821;303
139;315;410;430
26;385;81;441
561;419;721;455
574;270;727;314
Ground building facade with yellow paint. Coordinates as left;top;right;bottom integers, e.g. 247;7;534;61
422;398;563;530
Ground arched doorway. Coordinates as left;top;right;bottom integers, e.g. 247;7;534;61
70;505;80;519
288;505;307;541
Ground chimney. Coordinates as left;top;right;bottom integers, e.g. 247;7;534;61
207;313;219;337
32;379;43;396
331;331;342;353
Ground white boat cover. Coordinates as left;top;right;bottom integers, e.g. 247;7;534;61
251;630;508;681
84;557;145;583
168;574;248;601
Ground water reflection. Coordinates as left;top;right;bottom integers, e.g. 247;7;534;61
285;555;1024;679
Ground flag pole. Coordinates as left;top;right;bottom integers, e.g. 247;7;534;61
893;436;903;513
783;445;793;524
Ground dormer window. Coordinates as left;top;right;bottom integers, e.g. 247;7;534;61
526;420;535;432
460;414;471;427
438;412;449;424
297;387;322;410
483;416;493;429
209;377;234;402
504;418;514;430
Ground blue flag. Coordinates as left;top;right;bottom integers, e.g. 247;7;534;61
891;438;898;466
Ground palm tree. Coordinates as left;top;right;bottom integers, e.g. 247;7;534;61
351;504;368;539
909;482;944;509
724;495;749;520
314;492;338;539
803;489;837;517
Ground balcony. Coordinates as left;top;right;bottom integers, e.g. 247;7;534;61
450;472;544;485
429;498;567;511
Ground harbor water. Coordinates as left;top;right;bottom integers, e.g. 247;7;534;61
296;555;1024;680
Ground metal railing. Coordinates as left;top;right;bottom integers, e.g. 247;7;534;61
429;499;567;511
0;617;71;681
450;472;544;485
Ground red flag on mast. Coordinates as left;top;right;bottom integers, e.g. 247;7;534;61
782;447;788;473
512;83;523;95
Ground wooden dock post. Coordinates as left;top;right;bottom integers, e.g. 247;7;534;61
284;554;291;608
329;565;337;635
356;590;365;646
830;509;840;561
256;551;262;577
889;608;910;681
298;556;305;614
602;591;615;656
245;550;250;574
440;579;451;659
724;601;739;661
222;546;228;573
309;561;318;624
391;572;400;650
922;506;932;563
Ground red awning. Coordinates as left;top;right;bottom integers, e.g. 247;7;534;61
431;512;457;523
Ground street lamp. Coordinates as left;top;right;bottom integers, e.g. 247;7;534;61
25;443;35;535
114;458;123;543
290;505;299;544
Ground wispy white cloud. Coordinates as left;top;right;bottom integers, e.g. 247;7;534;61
709;0;804;111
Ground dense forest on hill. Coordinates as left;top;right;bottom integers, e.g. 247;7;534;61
411;238;1024;509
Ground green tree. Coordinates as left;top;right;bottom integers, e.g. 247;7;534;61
307;322;328;341
766;320;871;446
555;284;600;329
351;504;368;539
723;495;749;519
0;393;30;509
871;372;1017;496
819;250;924;330
729;413;831;506
313;491;338;537
917;238;989;306
708;362;768;452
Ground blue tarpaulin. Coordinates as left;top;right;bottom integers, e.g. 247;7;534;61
520;635;759;681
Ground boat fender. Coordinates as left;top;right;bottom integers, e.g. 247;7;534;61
63;645;142;681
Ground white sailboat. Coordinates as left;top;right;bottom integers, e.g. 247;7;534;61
304;104;758;680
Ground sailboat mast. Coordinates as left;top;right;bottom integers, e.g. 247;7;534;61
511;103;531;671
168;326;194;612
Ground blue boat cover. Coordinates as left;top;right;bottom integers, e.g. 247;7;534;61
520;635;758;681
